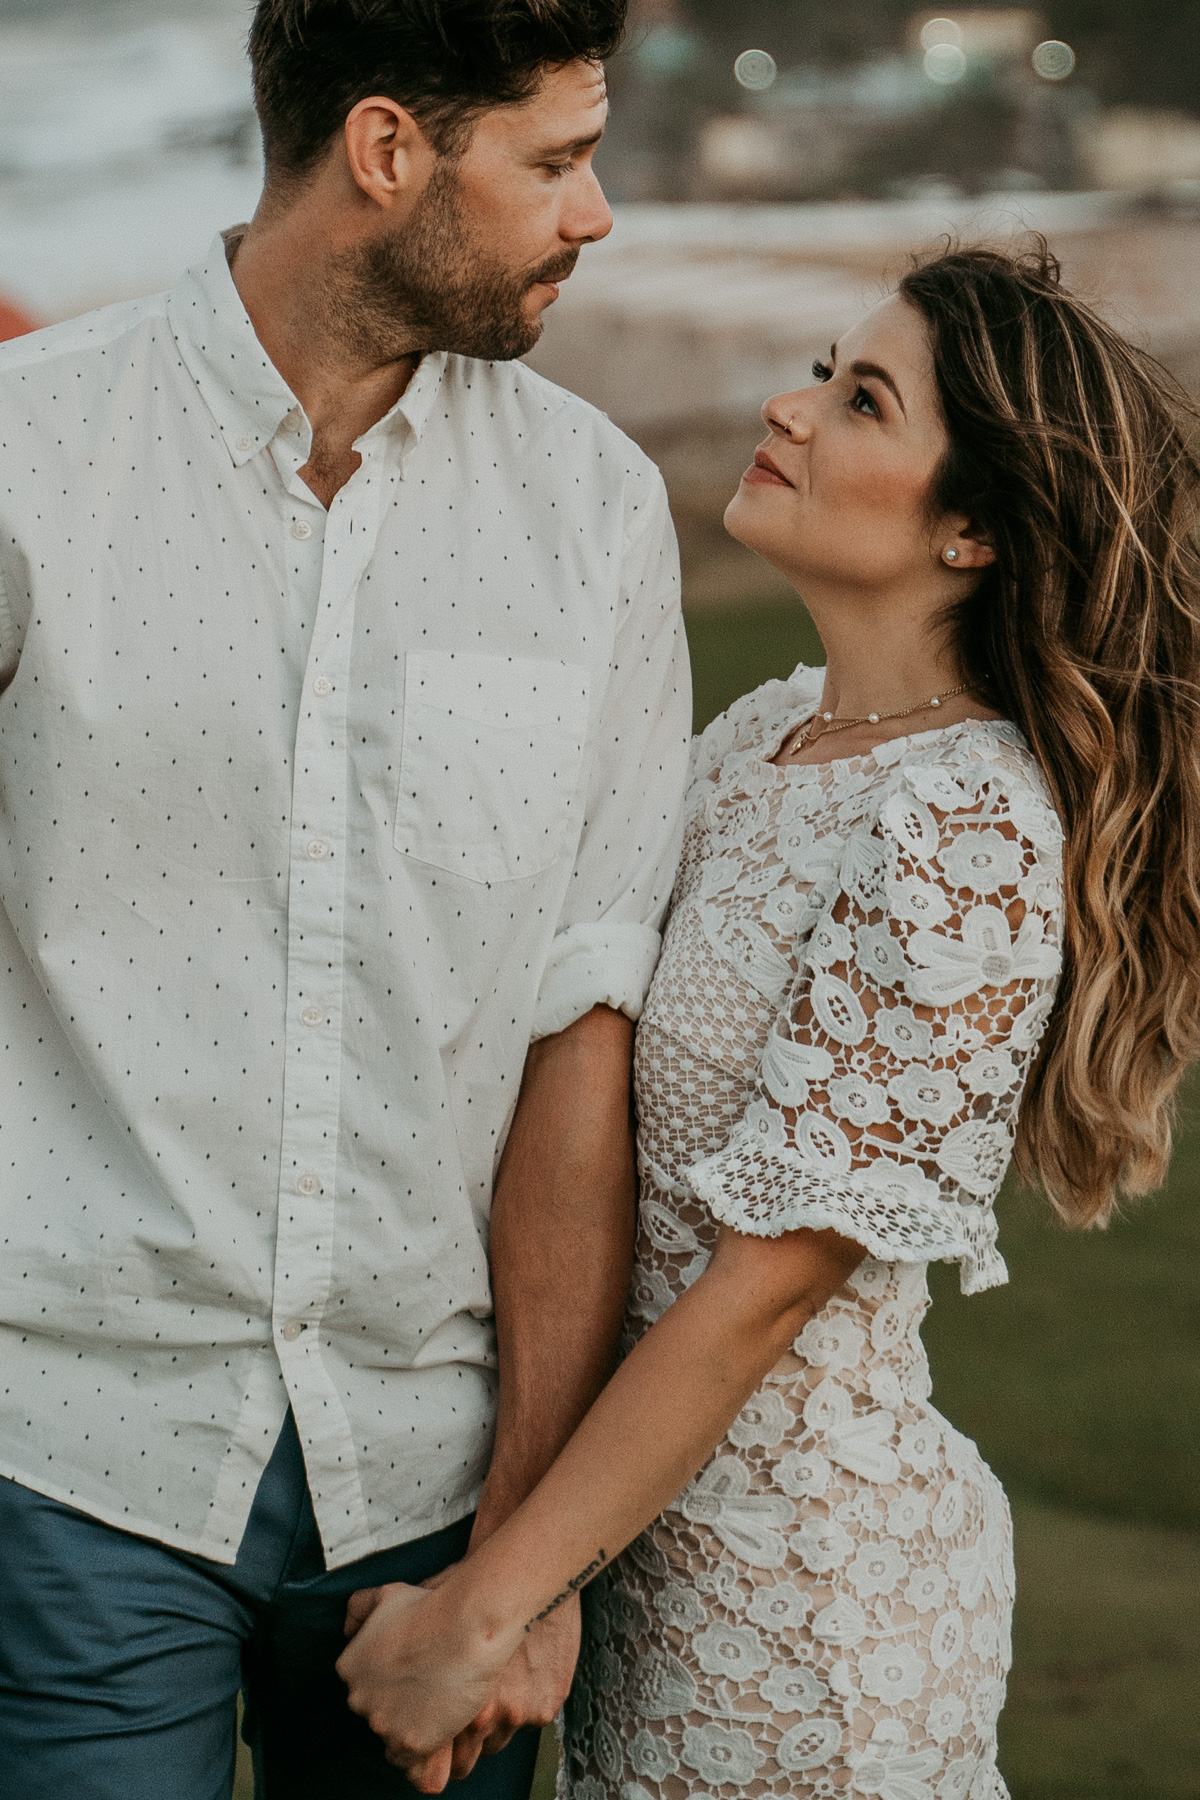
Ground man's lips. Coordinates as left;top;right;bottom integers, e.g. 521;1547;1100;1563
743;447;794;488
528;258;579;299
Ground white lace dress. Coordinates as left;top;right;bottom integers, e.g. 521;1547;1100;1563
561;667;1064;1800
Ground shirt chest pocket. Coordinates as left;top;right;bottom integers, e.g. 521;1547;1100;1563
394;652;590;883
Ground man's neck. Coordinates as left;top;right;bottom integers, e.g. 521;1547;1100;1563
229;211;421;507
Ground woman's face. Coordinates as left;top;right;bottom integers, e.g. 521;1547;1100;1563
725;293;955;597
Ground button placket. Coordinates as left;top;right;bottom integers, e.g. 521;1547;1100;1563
271;457;386;1561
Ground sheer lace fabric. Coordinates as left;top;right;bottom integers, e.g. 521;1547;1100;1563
561;668;1063;1800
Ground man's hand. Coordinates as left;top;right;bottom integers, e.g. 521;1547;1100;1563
444;1595;580;1781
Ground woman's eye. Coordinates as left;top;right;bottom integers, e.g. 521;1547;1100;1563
811;359;833;382
851;385;878;417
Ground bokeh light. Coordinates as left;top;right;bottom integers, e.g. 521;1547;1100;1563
923;42;968;84
920;17;964;52
1032;39;1076;81
734;48;778;92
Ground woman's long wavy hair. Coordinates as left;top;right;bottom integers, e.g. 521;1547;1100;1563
899;243;1200;1225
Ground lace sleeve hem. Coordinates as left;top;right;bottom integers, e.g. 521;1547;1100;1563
687;1128;1008;1296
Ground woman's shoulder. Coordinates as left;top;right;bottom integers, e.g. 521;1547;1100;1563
879;716;1064;859
687;661;821;788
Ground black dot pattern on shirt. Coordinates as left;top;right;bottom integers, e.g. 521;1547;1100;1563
0;242;692;1567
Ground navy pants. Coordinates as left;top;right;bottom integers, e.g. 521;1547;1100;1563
0;1412;541;1800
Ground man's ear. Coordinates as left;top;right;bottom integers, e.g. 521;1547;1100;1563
343;96;438;212
938;515;996;571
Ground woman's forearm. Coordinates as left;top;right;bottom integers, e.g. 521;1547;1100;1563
456;1223;863;1655
337;1223;862;1772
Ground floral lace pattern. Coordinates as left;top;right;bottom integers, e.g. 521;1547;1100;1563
561;667;1063;1800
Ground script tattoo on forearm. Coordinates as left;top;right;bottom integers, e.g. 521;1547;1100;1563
526;1550;608;1631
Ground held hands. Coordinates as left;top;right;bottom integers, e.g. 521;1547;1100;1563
337;1578;581;1791
433;1595;581;1783
337;1579;506;1787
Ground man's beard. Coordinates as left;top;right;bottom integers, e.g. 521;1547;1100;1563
338;161;579;362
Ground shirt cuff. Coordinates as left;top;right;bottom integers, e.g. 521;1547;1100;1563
531;922;663;1042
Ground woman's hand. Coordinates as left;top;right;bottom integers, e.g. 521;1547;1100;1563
335;1578;518;1788
337;1223;864;1787
341;1575;581;1786
441;1594;581;1780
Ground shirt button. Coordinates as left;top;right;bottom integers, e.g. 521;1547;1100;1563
312;676;332;697
281;1319;305;1343
307;839;328;860
237;434;253;452
302;1005;324;1028
292;519;313;541
297;1172;319;1196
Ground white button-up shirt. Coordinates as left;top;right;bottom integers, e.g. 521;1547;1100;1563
0;237;690;1568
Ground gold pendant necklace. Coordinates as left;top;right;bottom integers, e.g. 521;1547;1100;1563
786;682;971;757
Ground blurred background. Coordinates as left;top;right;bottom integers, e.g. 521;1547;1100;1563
0;2;1197;1797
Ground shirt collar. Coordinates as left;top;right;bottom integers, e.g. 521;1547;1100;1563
167;230;448;473
167;231;298;469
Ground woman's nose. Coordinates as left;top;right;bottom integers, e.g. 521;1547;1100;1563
762;392;809;440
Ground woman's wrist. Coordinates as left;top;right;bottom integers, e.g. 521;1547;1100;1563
439;1544;533;1669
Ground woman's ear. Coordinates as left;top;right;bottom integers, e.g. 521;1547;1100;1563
937;516;996;571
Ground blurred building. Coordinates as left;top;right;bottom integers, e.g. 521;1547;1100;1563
599;1;1200;206
1080;106;1200;196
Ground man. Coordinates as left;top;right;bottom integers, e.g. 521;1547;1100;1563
0;3;691;1795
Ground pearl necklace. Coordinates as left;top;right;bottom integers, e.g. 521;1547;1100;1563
784;682;971;757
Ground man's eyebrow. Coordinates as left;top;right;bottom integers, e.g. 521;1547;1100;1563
535;129;605;157
849;359;907;417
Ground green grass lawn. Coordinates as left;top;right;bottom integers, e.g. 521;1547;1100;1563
241;596;1199;1798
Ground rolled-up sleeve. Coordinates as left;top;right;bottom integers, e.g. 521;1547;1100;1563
0;565;18;691
531;470;692;1040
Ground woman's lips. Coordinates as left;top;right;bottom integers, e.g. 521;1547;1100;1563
743;449;793;487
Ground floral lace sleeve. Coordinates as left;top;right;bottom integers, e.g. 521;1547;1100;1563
688;758;1063;1293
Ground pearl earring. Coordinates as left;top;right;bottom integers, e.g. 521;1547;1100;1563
944;547;960;563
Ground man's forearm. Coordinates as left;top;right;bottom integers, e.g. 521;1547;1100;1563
472;1004;637;1544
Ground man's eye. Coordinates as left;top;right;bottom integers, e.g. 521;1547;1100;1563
811;359;833;382
545;160;575;179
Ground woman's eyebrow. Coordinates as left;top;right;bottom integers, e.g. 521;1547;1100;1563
849;359;908;417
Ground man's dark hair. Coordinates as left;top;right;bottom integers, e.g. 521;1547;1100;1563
249;0;628;180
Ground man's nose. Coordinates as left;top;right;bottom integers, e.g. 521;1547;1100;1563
564;168;613;245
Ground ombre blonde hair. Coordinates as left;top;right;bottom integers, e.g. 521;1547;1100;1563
900;243;1200;1226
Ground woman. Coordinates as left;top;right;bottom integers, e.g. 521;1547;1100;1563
337;246;1200;1798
